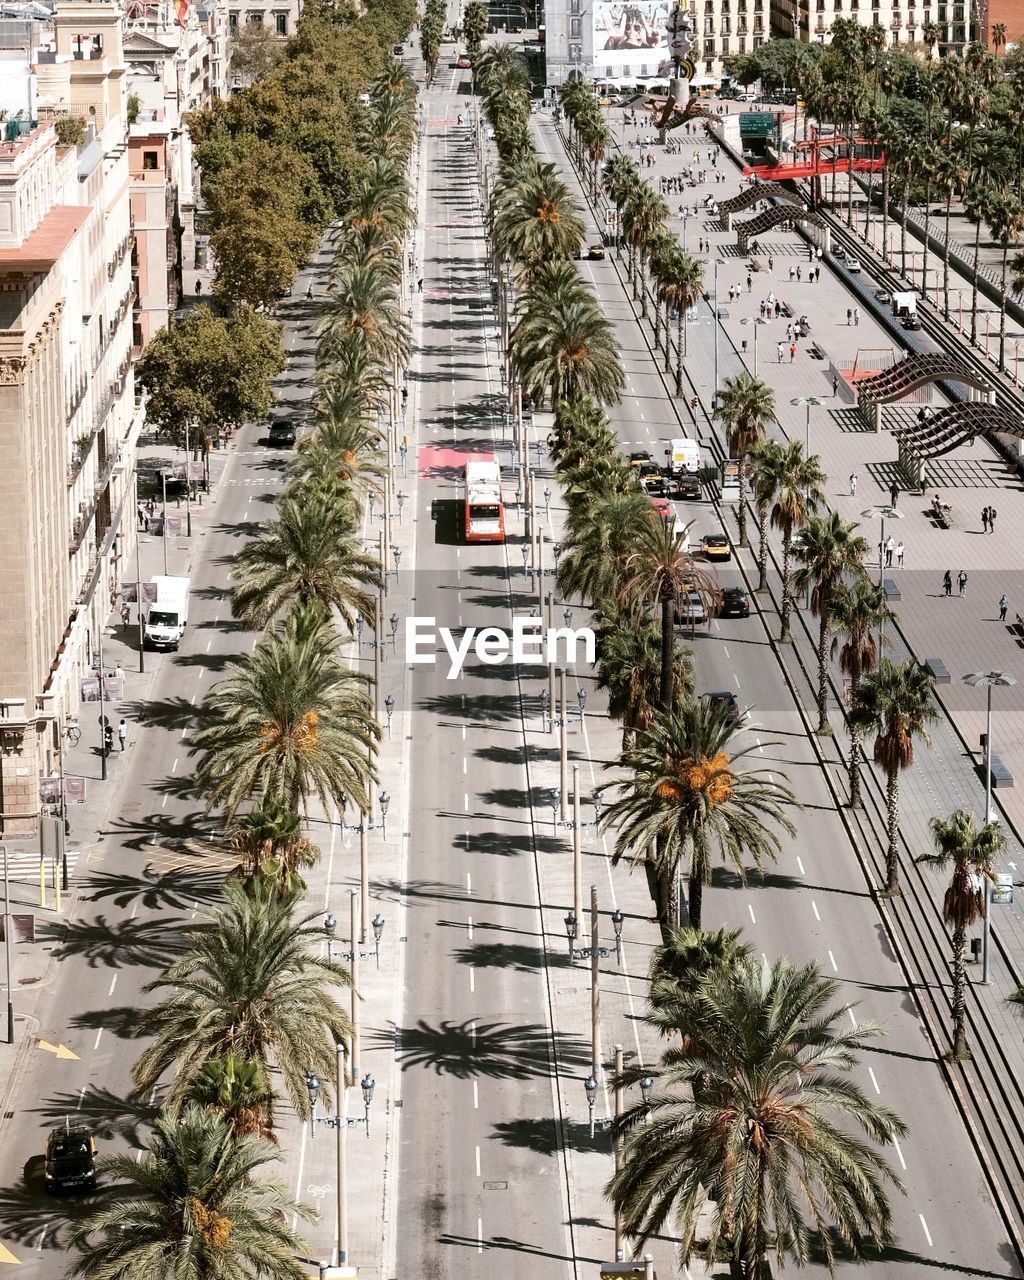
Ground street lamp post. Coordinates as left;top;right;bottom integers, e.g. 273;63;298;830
713;258;726;393
740;316;767;376
860;505;904;649
963;671;1017;984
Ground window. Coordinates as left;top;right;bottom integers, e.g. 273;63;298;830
228;11;238;27
753;32;763;44
142;150;158;170
248;11;262;23
569;41;582;60
721;17;731;32
721;36;730;51
569;16;582;35
275;12;287;32
704;36;715;53
739;34;746;48
705;16;714;31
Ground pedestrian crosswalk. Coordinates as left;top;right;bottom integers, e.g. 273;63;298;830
0;848;79;884
142;839;238;876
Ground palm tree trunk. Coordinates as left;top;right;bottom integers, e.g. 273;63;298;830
885;768;901;893
780;536;793;642
881;164;890;262
736;462;748;548
663;300;672;373
675;305;684;393
999;240;1010;371
899;177;910;278
848;722;864;807
638;251;648;317
951;925;968;1057
943;189;953;319
757;508;769;592
660;594;674;711
686;867;702;930
970;214;983;343
816;609;831;734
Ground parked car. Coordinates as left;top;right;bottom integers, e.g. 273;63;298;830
719;586;750;618
45;1125;97;1194
700;532;731;561
675;590;708;626
392;43;404;53
702;690;741;723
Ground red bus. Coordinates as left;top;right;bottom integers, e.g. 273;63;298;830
464;455;505;543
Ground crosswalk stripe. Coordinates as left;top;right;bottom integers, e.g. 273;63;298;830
0;850;78;884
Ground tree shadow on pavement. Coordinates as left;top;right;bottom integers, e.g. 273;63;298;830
463;830;558;858
76;867;224;912
437;1230;601;1266
382;1017;589;1079
0;1171;97;1247
38;914;187;969
68;1004;152;1041
489;1116;559;1156
416;692;521;722
120;694;204;734
448;941;570;972
99;810;218;853
32;1085;159;1146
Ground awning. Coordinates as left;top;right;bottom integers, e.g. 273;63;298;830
690;75;720;87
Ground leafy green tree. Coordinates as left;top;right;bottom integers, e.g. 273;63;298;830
228;21;285;84
609;957;906;1276
134;877;352;1117
600;702;797;928
792;512;868;734
191;604;376;819
917;810;1002;1058
69;1105;312;1280
230;491;380;629
135;305;284;447
713;374;776;548
211;196;317;311
850;658;937;894
830;578;892;808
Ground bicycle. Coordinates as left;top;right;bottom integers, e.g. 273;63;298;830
65;720;81;747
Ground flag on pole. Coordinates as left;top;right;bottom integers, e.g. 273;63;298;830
174;0;188;26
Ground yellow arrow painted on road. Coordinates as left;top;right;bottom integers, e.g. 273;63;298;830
0;1240;20;1263
37;1040;79;1060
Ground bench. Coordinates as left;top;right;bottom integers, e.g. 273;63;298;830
779;300;794;319
1015;612;1024;634
747;258;762;272
928;505;952;529
883;577;901;602
991;754;1015;788
925;658;951;684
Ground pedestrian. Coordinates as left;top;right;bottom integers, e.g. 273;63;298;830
989;505;997;533
768;254;774;270
796;265;802;281
958;570;968;597
121;600;130;628
789;342;797;362
789;265;796;281
118;718;127;752
833;374;840;397
981;507;990;533
305;282;313;300
457;112;463;125
777;341;785;362
1000;593;1009;622
786;323;793;341
847;308;852;325
417;278;423;293
746;273;752;292
114;662;125;683
849;471;858;496
103;724;113;756
889;481;899;508
943;570;952;597
774;300;781;317
896;540;905;567
854;307;860;326
885;536;894;567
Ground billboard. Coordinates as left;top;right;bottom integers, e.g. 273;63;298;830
592;1;670;69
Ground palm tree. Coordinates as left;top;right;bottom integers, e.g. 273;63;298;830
191;604;376;819
770;443;826;642
748;438;786;593
792;512;869;734
474;43;530;101
491;164;586;275
992;20;1007;51
987;190;1024;368
600;702;797;928
231;492;380;630
134;877;352;1117
226;798;319;893
619;513;711;711
594;608;692;749
917;810;1003;1058
714;374;776;548
647;924;750;1037
830;577;893;808
850;658;938;894
462;0;487;51
511;263;624;404
658;248;704;394
190;1051;276;1139
319;262;410;368
69;1105;312;1280
609;957;906;1276
289;409;386;510
558;490;652;608
922;18;941;56
621;183;669;316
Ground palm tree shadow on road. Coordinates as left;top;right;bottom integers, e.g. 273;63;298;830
378;1017;590;1080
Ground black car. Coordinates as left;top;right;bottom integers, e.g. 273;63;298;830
702;690;742;724
901;314;923;330
267;419;296;447
719;587;750;618
45;1125;96;1194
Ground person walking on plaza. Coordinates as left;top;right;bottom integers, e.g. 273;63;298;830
943;570;952;597
854;307;860;326
849;471;858;496
118;718;127;752
889;481;899;508
896;540;905;567
958;570;968;597
988;505;997;533
833;374;840;396
790;342;797;362
981;507;990;533
121;600;130;628
885;536;894;567
777;342;785;362
1000;594;1009;622
847;308;852;325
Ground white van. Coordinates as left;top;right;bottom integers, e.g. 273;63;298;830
668;437;701;473
144;576;190;651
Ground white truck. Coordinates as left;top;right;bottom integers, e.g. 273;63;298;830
667;437;701;473
143;576;190;651
891;290;917;320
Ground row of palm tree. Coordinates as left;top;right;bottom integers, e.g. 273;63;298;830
419;0;444;84
69;55;421;1279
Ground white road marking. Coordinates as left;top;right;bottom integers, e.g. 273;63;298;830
868;1067;880;1094
462;725;466;740
747;904;756;924
135;1149;143;1163
848;1009;858;1029
77;1085;86;1111
470;1020;476;1047
469;968;475;992
35;1226;48;1252
722;645;729;657
206;640;212;652
892;1136;907;1170
171;758;178;773
161;794;168;809
130;901;139;920
796;856;805;876
93;1027;103;1050
733;674;740;688
108;973;118;997
811;900;820;922
827;950;837;971
475;1145;481;1177
919;1215;933;1248
477;1218;483;1254
473;1080;479;1109
466;873;472;895
464;793;469;810
467;916;473;939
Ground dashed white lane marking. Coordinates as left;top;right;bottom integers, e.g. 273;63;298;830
893;1136;907;1170
868;1067;880;1094
466;873;472;895
733;673;740;688
171;758;178;773
477;1218;483;1254
475;1145;481;1177
108;973;118;997
473;1080;479;1109
462;725;467;740
919;1215;933;1248
93;1028;103;1050
811;900;821;922
796;856;805;876
848;1009;858;1029
467;917;473;939
464;793;469;810
827;949;837;971
469;968;475;992
747;904;756;924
